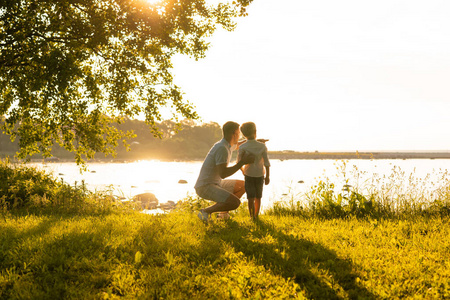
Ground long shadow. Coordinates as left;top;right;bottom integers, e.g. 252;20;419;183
212;218;376;300
0;213;62;267
0;211;123;299
1;209;113;244
0;210;117;269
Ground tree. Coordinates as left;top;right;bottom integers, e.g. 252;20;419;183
0;0;253;164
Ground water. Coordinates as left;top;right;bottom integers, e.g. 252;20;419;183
33;159;450;211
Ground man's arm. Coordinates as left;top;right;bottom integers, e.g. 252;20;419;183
217;151;254;179
217;162;244;179
237;139;247;148
237;149;245;173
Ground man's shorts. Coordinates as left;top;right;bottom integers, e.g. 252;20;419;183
244;175;264;199
195;180;238;203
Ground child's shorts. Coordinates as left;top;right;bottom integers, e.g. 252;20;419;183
244;176;264;199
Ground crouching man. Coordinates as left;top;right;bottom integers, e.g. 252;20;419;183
195;121;254;221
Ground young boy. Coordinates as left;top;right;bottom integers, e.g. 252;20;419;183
238;122;270;219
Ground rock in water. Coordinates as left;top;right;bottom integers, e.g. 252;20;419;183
133;193;159;209
159;201;176;210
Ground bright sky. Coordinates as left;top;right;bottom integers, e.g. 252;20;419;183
172;0;450;152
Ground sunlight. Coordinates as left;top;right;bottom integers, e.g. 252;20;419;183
145;0;162;4
106;160;200;202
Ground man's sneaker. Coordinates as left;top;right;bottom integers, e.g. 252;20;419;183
197;210;209;222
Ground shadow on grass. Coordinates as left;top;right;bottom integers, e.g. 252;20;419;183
211;218;376;300
0;212;123;299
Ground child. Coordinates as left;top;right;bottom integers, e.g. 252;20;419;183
238;122;270;220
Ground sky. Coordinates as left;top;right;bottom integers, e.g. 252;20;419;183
171;0;450;152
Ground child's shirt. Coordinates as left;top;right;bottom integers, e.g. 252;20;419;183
238;139;270;177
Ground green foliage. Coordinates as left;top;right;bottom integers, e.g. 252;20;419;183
0;0;253;164
0;158;58;209
175;194;211;213
113;118;222;160
0;159;121;214
1;118;222;160
267;161;450;219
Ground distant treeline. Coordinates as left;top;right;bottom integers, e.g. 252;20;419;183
0;119;222;161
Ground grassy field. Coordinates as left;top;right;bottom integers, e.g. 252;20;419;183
1;208;449;299
1;160;450;299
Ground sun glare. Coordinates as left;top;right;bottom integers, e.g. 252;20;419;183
146;0;162;4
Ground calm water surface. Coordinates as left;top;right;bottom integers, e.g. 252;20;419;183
33;159;450;211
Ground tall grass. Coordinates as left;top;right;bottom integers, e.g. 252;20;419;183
266;160;450;219
0;159;129;215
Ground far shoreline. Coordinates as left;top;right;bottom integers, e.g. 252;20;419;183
268;151;450;160
4;151;450;164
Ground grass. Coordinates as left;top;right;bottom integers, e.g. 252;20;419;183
1;160;450;299
1;209;449;299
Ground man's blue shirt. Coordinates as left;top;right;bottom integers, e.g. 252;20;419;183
195;139;231;188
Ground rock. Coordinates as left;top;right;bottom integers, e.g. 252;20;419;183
178;180;188;184
133;193;159;209
105;195;126;202
298;180;304;184
159;201;176;210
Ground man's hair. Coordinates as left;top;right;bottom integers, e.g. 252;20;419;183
222;121;240;138
240;122;256;138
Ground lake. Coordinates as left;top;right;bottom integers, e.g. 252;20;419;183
32;159;450;212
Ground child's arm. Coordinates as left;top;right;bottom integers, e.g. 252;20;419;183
265;166;270;185
263;146;270;185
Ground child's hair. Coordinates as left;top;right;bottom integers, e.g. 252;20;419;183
240;122;256;138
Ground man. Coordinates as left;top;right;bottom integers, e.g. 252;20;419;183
194;121;255;221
